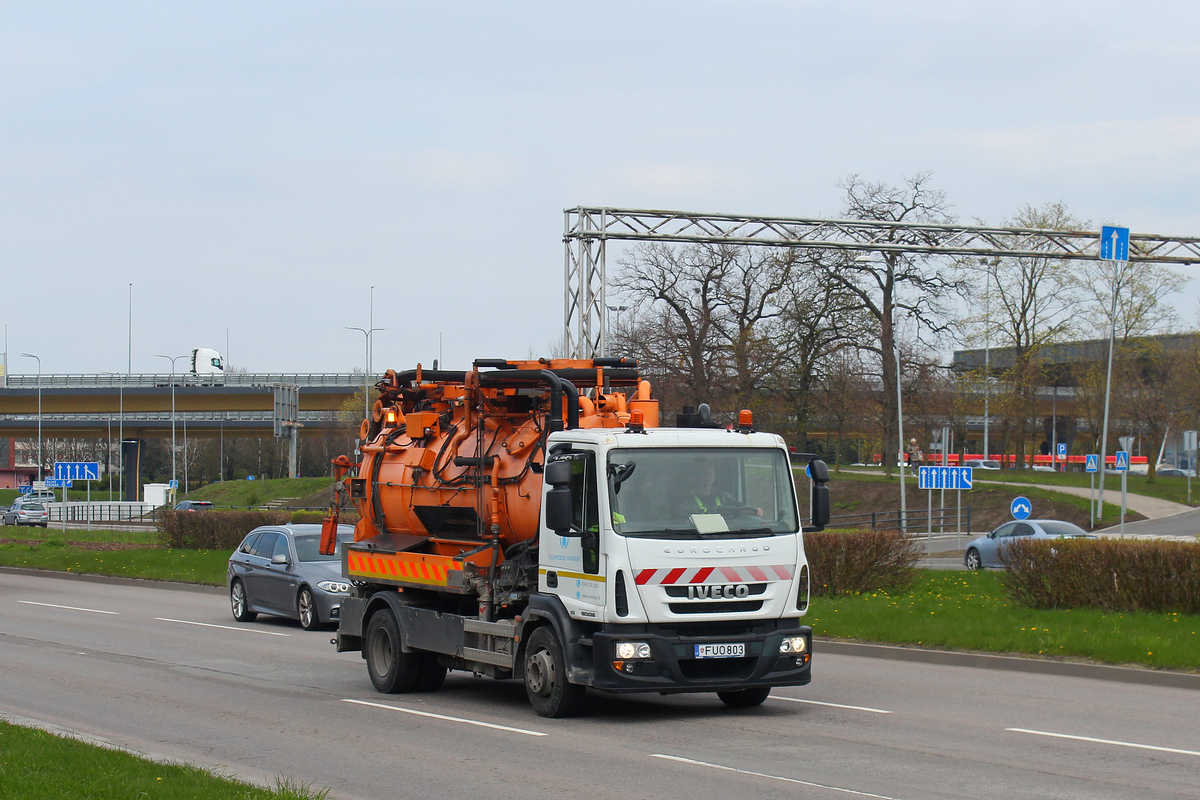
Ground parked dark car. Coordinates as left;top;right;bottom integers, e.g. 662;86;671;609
964;519;1092;570
2;501;49;527
227;524;354;630
1154;467;1191;477
175;500;215;511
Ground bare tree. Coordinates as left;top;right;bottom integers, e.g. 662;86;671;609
820;173;962;476
615;242;793;416
976;202;1085;470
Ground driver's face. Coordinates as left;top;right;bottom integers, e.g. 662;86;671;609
695;464;715;491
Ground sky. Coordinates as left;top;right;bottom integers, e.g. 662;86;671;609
2;1;1199;376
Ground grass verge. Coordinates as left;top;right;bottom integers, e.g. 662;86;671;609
0;540;227;585
810;569;1200;672
0;718;327;799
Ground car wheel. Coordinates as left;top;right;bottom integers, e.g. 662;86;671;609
717;687;771;708
365;609;423;693
230;579;257;622
297;587;320;630
524;626;585;718
965;548;982;571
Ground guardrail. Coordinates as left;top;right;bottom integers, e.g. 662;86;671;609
827;506;972;535
43;502;160;524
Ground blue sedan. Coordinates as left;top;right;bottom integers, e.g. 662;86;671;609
963;519;1092;570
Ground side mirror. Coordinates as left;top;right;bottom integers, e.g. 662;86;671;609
800;456;830;532
271;553;289;566
544;486;579;536
544;459;572;487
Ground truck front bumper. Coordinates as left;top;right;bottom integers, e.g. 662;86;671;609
584;622;812;693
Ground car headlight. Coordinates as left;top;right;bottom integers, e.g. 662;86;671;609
317;580;351;594
779;636;807;654
615;641;652;660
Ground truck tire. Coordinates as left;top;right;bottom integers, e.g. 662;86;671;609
524;626;585;718
417;657;447;692
717;687;771;708
366;608;422;693
230;580;256;622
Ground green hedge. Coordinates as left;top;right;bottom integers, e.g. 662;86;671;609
803;529;922;596
1003;538;1200;614
157;509;361;550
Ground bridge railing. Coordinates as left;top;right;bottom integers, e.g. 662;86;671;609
3;373;364;389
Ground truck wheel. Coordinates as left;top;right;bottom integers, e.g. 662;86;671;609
417;656;447;691
366;609;422;693
297;587;320;630
230;580;256;622
524;626;585;718
717;687;771;708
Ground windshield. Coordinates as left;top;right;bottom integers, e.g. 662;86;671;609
1038;521;1088;537
607;447;799;537
294;533;352;562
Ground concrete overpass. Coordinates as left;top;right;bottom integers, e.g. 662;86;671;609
0;373;363;439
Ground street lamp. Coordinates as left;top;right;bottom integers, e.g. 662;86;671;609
346;326;384;422
853;254;906;530
605;304;628;357
21;353;41;479
155;354;187;498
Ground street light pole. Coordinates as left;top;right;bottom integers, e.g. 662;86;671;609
605;304;628;357
155;354;186;500
21;353;41;479
346;326;384;422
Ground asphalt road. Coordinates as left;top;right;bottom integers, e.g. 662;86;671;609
2;572;1198;800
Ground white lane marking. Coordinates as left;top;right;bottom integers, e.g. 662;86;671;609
154;618;291;637
772;696;892;714
19;600;118;615
1007;728;1200;758
651;754;902;799
342;698;547;737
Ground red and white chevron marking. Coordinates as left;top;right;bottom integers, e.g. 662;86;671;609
634;565;793;586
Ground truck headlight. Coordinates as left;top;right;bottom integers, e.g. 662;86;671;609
317;580;351;594
615;641;651;659
779;637;807;654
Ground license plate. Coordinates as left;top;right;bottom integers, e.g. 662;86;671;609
694;642;745;659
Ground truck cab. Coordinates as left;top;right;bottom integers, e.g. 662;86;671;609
529;425;816;713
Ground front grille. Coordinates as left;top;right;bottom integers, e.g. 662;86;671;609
668;600;763;614
679;657;756;680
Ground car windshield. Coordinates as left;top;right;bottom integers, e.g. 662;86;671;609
1038;521;1088;536
607;447;799;537
293;533;351;562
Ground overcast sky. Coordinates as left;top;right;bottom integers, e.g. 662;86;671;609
3;1;1198;376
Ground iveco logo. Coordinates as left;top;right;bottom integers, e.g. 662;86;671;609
687;584;750;600
663;545;770;554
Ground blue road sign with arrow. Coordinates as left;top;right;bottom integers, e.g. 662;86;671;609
918;466;974;490
1100;226;1130;261
1085;454;1099;472
54;461;100;481
1011;496;1032;520
1114;450;1130;471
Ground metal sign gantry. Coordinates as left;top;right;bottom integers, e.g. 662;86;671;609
562;206;1200;358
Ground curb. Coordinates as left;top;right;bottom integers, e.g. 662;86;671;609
817;639;1200;691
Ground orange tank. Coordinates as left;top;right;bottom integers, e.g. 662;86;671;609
325;358;657;584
